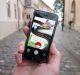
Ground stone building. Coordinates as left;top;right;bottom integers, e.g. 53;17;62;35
0;0;53;40
0;0;25;40
24;0;53;25
64;0;80;31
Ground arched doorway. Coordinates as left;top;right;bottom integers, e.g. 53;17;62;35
70;0;76;28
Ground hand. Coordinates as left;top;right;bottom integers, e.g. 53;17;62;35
13;26;61;75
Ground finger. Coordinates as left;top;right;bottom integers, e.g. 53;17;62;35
16;41;34;66
49;43;56;55
15;52;23;65
18;41;25;53
15;41;25;65
23;26;29;35
50;43;60;56
48;43;61;71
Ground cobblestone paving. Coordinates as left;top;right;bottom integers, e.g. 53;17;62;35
0;30;26;75
54;25;80;75
0;26;80;75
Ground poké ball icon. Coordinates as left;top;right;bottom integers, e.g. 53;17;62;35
35;42;42;48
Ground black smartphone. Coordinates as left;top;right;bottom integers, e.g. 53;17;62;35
23;10;58;63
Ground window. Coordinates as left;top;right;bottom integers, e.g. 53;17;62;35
7;1;11;17
25;0;31;7
26;14;30;19
18;7;21;19
14;4;17;18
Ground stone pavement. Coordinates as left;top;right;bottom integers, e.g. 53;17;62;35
0;26;80;75
54;25;80;75
0;30;26;75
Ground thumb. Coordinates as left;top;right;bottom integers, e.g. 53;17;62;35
48;43;61;71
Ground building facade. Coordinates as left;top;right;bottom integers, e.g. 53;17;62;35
0;0;25;40
24;0;53;25
64;0;80;31
0;0;53;40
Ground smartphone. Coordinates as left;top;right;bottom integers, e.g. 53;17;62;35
23;10;58;63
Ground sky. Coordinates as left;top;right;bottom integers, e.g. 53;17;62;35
42;0;56;9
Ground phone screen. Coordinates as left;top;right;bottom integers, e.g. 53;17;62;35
27;16;56;50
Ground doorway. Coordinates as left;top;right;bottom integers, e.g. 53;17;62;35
70;0;76;28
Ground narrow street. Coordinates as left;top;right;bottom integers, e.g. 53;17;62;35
0;25;80;75
54;25;80;75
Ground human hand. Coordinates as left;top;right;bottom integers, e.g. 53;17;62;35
13;26;61;75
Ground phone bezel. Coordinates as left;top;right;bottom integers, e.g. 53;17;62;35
23;10;58;63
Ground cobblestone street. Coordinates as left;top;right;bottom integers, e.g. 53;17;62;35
0;25;80;75
54;25;80;75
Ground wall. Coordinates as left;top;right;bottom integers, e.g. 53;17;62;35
0;0;17;40
24;7;34;24
64;0;72;26
0;0;24;40
18;0;25;28
74;0;80;31
64;0;80;31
